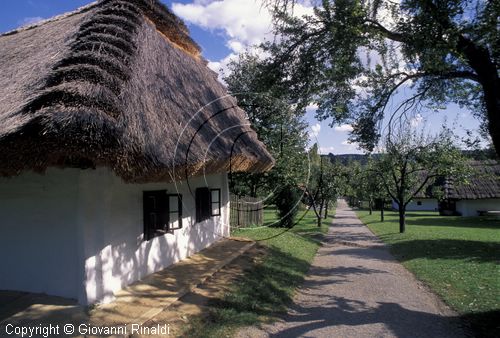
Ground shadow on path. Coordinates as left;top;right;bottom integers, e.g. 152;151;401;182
270;297;469;338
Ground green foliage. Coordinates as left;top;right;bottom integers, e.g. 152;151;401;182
274;185;302;227
305;145;348;223
375;126;469;207
346;158;388;208
225;53;309;197
186;209;331;337
263;0;500;154
357;210;500;338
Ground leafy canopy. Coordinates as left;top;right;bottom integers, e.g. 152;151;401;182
263;0;499;153
225;53;310;198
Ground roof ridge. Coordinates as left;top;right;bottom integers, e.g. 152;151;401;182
0;2;99;37
1;0;201;56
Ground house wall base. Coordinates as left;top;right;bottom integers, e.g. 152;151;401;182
456;199;500;217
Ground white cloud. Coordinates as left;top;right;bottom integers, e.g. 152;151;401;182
206;52;238;81
18;16;44;27
310;123;321;138
341;140;359;150
173;0;314;78
306;103;319;114
319;146;335;154
172;0;274;53
334;124;354;132
410;113;424;127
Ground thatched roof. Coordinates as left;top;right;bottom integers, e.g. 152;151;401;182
443;160;500;200
0;0;274;183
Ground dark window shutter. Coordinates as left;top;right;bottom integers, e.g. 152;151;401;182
159;192;168;232
178;195;183;228
143;190;168;240
196;187;211;222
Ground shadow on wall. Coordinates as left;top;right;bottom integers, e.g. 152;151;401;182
85;216;227;304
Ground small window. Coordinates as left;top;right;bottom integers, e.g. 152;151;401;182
143;190;168;241
196;187;211;222
168;194;183;230
417;201;422;206
144;191;182;241
211;189;221;216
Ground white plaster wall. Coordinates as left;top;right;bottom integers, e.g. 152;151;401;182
391;199;438;211
0;169;80;299
0;167;230;305
405;199;439;211
455;199;500;216
76;168;230;304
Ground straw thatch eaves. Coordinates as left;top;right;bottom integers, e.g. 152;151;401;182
443;160;500;200
0;0;274;182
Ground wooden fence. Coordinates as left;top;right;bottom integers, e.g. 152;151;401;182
230;194;264;228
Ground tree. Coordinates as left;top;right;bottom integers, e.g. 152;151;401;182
344;158;389;221
225;53;309;199
305;145;346;226
372;126;468;233
263;0;500;155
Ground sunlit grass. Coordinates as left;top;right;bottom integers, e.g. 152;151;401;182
186;206;334;337
357;210;500;338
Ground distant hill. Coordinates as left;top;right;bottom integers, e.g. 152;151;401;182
322;149;497;166
322;153;370;165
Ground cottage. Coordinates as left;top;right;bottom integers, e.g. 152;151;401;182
0;0;273;305
392;198;439;212
440;160;500;216
391;178;439;212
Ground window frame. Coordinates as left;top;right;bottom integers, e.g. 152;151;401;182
210;189;221;216
168;193;183;230
143;190;183;241
196;187;211;222
143;190;168;241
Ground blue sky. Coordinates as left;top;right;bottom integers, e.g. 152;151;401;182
0;0;484;154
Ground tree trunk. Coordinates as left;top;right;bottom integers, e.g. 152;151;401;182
325;202;329;218
318;199;324;220
381;205;384;222
457;36;500;157
398;206;406;233
369;199;373;215
310;195;322;227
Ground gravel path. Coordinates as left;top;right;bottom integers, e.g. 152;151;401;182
237;200;468;338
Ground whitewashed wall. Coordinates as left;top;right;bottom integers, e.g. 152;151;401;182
0;169;80;299
391;198;438;211
456;199;500;216
0;168;230;305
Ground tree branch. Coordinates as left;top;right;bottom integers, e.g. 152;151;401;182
364;19;406;42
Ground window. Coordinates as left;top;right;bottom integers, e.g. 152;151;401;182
196;187;211;222
143;190;182;241
143;190;168;241
168;194;183;230
210;189;221;216
417;201;422;206
196;187;222;222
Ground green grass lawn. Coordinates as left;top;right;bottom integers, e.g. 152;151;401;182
188;206;334;337
356;209;500;338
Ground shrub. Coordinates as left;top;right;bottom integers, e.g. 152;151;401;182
274;185;301;228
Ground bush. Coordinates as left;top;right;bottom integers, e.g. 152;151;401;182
274;185;302;228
